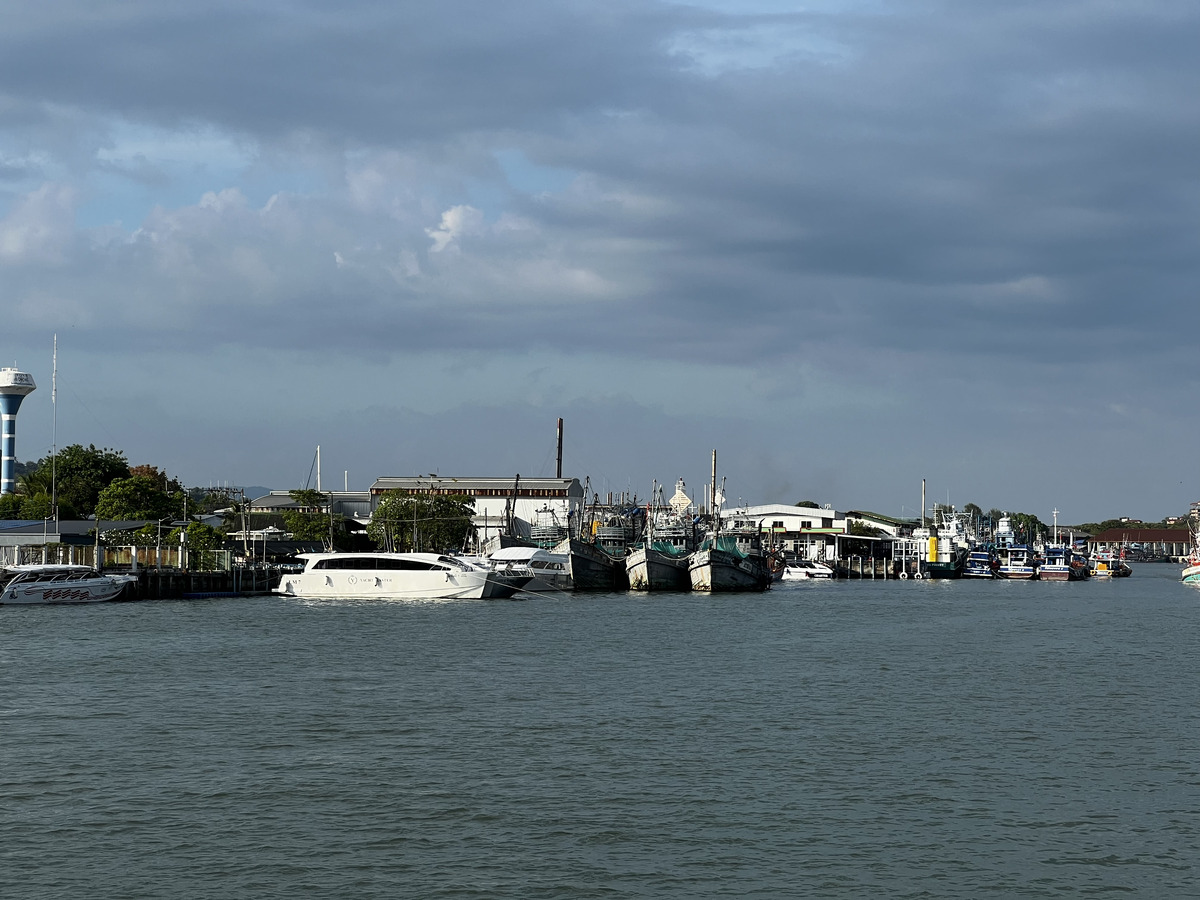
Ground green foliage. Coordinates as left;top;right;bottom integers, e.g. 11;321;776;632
368;491;476;552
21;494;55;520
0;491;58;520
846;519;883;537
168;521;224;570
1007;512;1046;544
282;489;333;543
38;444;130;518
94;476;183;521
794;500;821;508
0;493;23;518
18;466;53;497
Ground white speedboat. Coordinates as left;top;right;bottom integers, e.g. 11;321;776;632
0;565;138;605
780;559;834;580
274;552;516;600
489;546;573;592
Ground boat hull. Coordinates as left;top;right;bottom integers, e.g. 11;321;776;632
925;547;969;579
780;561;834;580
996;566;1037;580
274;552;512;600
1037;567;1071;581
1183;563;1200;584
626;547;691;591
555;538;628;592
0;568;138;605
689;548;771;593
276;569;504;600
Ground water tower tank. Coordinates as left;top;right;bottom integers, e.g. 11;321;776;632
0;368;36;495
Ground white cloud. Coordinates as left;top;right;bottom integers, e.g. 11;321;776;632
426;204;483;252
0;183;77;263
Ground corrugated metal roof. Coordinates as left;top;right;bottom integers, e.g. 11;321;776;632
370;476;583;495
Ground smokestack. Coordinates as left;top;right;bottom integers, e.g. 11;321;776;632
556;418;563;478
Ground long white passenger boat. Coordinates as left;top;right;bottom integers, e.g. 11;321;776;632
0;565;138;605
274;552;517;600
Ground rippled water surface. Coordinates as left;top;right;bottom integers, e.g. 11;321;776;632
4;565;1200;897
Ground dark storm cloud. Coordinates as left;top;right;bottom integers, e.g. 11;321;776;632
0;1;691;141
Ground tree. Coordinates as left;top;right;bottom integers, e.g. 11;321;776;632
94;475;182;521
39;444;130;518
168;521;224;571
846;519;882;537
368;491;476;552
129;465;185;495
795;500;821;508
282;489;334;543
0;493;23;518
19;494;54;520
1008;512;1047;544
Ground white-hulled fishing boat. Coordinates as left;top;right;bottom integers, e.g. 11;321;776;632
1182;528;1200;584
687;451;771;593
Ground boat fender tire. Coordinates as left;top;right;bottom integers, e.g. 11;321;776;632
914;572;923;580
899;571;908;579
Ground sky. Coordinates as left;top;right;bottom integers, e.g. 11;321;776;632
1;0;1197;524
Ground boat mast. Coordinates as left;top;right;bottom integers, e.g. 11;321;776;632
711;449;719;539
51;334;57;527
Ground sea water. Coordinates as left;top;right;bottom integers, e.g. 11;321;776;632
3;565;1199;897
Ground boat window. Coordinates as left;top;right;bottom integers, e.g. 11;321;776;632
315;557;378;570
377;558;437;571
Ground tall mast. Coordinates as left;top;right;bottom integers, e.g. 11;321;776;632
52;335;57;524
711;449;718;537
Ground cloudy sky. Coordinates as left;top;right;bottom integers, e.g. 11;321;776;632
2;0;1197;523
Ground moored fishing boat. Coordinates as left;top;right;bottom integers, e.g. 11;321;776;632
627;482;695;591
1182;525;1200;584
274;552;516;600
688;537;773;592
552;536;627;591
687;450;771;593
962;547;997;578
1038;545;1089;581
996;544;1038;579
0;564;139;605
921;510;971;579
1090;548;1133;578
627;542;692;590
993;515;1037;579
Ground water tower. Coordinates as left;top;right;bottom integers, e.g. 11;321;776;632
0;367;36;495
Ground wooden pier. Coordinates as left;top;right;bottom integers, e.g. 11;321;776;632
129;566;283;600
